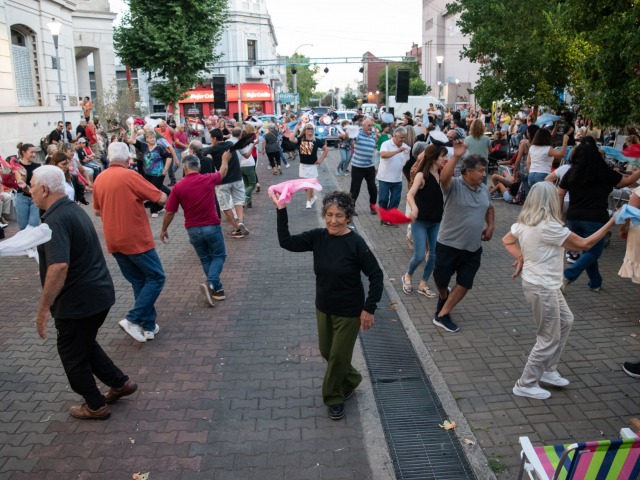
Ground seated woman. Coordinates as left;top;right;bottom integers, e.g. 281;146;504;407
76;138;103;180
491;171;522;202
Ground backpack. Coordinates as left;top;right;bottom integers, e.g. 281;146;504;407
40;134;52;152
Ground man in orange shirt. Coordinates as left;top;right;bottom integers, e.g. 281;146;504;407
82;96;93;122
93;142;168;343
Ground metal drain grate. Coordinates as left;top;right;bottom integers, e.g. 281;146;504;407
359;290;476;480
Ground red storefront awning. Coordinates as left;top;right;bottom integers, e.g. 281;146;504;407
179;83;273;103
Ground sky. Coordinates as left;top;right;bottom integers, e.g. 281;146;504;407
108;0;422;92
263;0;422;92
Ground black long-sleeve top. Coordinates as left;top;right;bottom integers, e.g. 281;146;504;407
277;208;383;316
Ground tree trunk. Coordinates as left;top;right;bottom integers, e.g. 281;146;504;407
173;99;181;124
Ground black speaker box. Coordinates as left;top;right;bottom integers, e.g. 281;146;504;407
396;70;410;103
212;77;227;109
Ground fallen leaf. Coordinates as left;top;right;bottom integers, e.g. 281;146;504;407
464;438;475;445
439;420;457;430
631;333;637;338
132;473;149;480
129;438;135;444
390;304;398;310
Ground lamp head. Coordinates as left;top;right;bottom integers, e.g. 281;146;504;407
47;19;62;37
291;67;297;75
436;56;444;65
359;66;364;73
258;68;264;76
324;67;329;74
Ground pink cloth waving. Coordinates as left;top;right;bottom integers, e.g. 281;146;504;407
268;178;323;206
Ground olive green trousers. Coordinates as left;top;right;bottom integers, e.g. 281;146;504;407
316;309;362;405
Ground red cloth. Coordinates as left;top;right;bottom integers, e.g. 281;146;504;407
85;123;98;144
166;172;222;228
622;144;640;158
372;205;412;224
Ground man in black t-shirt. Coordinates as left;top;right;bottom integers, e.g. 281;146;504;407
76;119;87;139
31;165;137;420
49;121;64;144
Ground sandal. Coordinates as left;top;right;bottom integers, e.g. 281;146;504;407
417;284;438;298
402;274;412;294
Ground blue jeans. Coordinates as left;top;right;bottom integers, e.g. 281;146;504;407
187;225;226;291
528;172;547;188
377;180;402;210
564;219;605;289
15;192;40;230
407;220;440;282
337;149;351;172
279;148;289;166
113;249;166;331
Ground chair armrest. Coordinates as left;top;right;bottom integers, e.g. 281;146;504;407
519;436;551;480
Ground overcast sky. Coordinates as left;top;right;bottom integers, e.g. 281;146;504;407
264;0;422;91
109;0;422;92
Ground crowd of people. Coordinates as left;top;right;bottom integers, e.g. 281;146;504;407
2;100;639;421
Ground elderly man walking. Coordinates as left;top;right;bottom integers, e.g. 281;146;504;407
432;141;495;333
377;126;410;225
160;153;230;306
31;166;137;420
93;142;168;343
349;118;379;216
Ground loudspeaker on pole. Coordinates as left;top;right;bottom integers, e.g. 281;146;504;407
395;70;410;103
212;76;227;109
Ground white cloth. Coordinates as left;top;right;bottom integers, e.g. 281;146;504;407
299;163;318;179
511;221;571;289
238;144;255;167
528;145;554;174
0;224;52;263
377;139;409;183
64;181;75;201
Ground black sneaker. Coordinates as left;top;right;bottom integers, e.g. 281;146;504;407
344;389;355;401
212;289;225;301
432;314;459;333
566;252;581;264
329;403;345;420
623;362;640;378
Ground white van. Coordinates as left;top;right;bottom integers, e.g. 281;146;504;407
380;96;445;120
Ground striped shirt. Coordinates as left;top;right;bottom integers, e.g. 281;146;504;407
351;130;377;168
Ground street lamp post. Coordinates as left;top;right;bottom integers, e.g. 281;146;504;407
47;19;65;132
436;56;444;96
292;43;313;113
455;78;460;105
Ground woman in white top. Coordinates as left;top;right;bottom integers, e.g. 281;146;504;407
502;181;615;400
50;152;76;201
527;128;568;188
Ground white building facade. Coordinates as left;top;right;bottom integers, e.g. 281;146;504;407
421;0;479;108
0;0;116;157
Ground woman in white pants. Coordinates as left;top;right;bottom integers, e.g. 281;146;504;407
502;182;616;399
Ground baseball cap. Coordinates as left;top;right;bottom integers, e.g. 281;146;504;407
78;137;88;143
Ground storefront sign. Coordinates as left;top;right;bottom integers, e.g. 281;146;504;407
277;93;299;103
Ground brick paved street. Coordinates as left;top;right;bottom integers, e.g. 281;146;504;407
1;148;639;479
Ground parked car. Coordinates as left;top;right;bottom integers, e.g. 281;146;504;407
335;110;355;123
315;120;340;147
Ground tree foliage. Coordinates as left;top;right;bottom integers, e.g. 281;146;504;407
341;91;359;109
286;54;319;107
447;0;640;127
376;61;429;103
114;0;227;118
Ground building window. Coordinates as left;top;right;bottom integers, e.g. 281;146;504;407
247;39;257;66
11;26;41;107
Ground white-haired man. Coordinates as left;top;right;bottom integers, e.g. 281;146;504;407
32;165;136;420
93;142;167;343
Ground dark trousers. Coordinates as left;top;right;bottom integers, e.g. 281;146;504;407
349;166;377;206
145;174;166;214
55;309;128;410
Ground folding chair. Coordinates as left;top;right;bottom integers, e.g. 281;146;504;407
517;435;640;480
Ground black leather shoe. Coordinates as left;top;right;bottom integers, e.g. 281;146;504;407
329;403;345;420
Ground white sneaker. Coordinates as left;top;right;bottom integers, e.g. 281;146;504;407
118;319;146;343
237;222;250;236
310;196;317;206
306;200;312;209
540;370;570;387
151;213;159;218
143;324;160;341
513;381;550;400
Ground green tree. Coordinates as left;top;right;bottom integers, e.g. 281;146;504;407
448;0;640;127
114;0;228;121
286;54;319;107
447;1;573;116
341;91;359;109
376;61;429;103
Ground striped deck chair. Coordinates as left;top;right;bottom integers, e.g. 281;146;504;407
517;435;640;480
